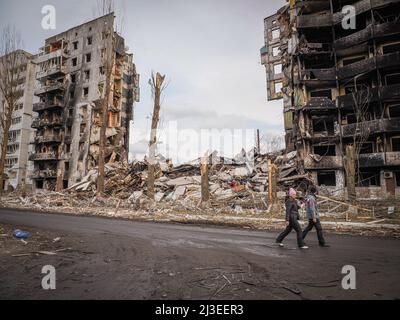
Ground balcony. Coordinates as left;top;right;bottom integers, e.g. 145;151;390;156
303;97;336;111
334;21;400;51
29;152;58;161
297;13;332;28
337;52;400;80
36;64;67;80
35;81;65;96
304;155;343;170
337;84;400;109
33;99;64;112
31;117;62;129
342;118;400;137
31;169;57;179
33;135;62;144
297;0;398;29
35;48;68;64
386;152;400;166
357;152;400;167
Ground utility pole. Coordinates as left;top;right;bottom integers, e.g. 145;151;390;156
147;72;165;200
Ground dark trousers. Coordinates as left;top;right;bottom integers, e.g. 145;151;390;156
276;214;305;248
302;219;325;246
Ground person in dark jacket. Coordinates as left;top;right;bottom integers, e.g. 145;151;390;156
276;188;308;249
302;186;329;247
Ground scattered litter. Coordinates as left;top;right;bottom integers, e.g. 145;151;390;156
13;229;31;239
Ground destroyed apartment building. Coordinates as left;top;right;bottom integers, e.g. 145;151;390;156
0;50;37;191
30;13;140;191
261;0;400;199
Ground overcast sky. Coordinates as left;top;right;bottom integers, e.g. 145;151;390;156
0;0;285;163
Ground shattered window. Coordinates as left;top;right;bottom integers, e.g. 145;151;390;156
392;137;400;152
313;145;336;156
357;170;381;187
83;87;89;98
396;172;400;187
274;81;282;94
383;42;400;54
385;73;400;86
274;64;282;75
86;53;92;63
272;28;280;39
317;171;336;187
272;46;280;57
388;105;400;118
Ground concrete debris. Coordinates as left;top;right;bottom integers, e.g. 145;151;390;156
60;149;298;209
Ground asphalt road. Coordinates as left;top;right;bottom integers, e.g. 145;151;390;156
0;208;400;300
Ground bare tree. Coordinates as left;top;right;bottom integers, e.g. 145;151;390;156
344;84;372;201
260;134;285;154
0;26;24;194
147;72;166;200
96;0;115;196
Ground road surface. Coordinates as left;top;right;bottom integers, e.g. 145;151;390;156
0;208;399;300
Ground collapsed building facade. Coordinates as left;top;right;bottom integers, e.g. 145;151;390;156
31;14;140;191
0;50;36;191
261;0;400;199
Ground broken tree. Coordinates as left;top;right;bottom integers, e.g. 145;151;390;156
147;72;166;200
0;26;24;194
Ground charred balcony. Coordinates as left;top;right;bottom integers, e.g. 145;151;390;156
31;169;57;180
33;98;64;112
31;116;62;129
35;81;65;96
357;152;400;167
29;152;58;161
297;0;400;29
304;155;343;170
334;20;400;51
342;117;400;137
338;84;400;109
338;51;400;80
32;135;62;144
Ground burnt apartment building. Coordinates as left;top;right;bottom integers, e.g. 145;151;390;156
0;50;37;191
261;0;400;199
31;13;140;191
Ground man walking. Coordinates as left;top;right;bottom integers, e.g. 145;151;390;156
302;186;329;247
276;188;308;249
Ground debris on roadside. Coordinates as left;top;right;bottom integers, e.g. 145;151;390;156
13;229;31;239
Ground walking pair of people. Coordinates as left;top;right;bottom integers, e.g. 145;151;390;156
276;186;329;249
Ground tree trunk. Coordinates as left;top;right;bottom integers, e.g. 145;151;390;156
345;144;356;202
147;73;165;201
55;160;64;192
0;135;8;194
201;153;210;203
0;119;12;195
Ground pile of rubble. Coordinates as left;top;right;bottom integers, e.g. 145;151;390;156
62;149;308;210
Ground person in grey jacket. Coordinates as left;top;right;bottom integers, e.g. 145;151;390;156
276;188;308;249
302;186;329;247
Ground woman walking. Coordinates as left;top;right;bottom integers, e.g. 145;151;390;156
276;188;308;249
